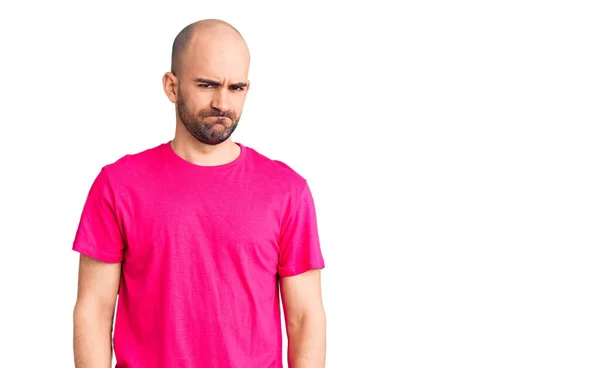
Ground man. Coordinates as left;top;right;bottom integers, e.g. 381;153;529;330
72;19;326;368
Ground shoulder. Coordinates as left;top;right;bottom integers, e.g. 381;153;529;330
243;143;309;196
99;142;165;184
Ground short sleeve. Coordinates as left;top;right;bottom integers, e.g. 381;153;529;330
72;168;125;263
277;182;325;277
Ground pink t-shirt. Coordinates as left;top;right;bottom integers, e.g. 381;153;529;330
72;141;325;368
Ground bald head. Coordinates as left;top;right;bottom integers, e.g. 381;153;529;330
170;19;249;76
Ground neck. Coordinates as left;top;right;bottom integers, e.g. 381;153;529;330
170;128;240;167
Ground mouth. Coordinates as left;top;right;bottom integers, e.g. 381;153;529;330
206;116;228;120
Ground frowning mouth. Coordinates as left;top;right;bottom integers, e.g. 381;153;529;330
205;116;228;122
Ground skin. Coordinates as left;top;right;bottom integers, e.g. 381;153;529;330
281;269;327;367
73;255;120;367
163;19;251;166
73;19;326;368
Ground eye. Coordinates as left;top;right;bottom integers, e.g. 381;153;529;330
198;84;215;89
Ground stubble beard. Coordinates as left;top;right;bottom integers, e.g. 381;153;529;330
176;95;240;146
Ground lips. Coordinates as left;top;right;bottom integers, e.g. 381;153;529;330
205;116;230;125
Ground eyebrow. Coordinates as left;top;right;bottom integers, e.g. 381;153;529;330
193;78;248;89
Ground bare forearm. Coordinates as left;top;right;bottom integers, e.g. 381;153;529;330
287;312;326;368
73;304;114;368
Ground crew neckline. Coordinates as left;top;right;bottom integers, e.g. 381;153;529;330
162;140;247;172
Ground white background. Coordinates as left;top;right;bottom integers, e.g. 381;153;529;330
0;0;599;367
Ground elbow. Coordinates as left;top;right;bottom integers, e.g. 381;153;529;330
287;306;326;332
73;299;115;326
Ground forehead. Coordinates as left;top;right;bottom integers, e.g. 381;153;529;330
181;34;250;81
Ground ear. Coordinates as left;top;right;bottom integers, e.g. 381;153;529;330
162;72;178;103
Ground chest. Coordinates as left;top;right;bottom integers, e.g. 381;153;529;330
120;180;283;274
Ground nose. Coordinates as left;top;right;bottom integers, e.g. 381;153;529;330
210;87;229;112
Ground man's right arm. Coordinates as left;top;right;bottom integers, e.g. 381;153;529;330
73;254;121;368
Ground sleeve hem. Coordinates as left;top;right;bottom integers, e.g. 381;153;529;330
73;243;123;263
278;261;325;278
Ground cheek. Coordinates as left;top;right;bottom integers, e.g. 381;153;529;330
182;97;211;116
232;94;248;111
189;92;212;107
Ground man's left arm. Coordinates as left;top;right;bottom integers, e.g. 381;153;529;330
280;269;326;368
